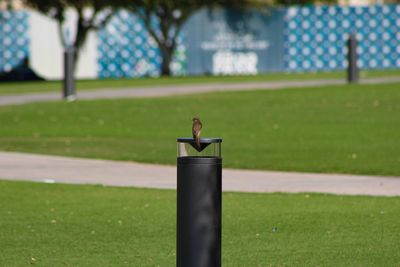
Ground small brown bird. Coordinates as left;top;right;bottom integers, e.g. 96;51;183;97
192;117;202;149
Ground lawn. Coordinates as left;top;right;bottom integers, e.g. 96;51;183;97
0;180;399;266
1;82;400;176
0;69;399;95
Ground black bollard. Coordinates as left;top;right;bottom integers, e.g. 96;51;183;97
63;45;76;101
177;138;222;267
347;33;359;83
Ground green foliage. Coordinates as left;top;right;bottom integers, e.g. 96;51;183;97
24;0;115;24
1;82;400;176
275;0;337;5
1;180;400;266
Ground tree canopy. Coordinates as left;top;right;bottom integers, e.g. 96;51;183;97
24;0;120;70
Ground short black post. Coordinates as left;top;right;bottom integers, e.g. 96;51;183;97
63;45;76;101
347;33;359;83
177;138;222;267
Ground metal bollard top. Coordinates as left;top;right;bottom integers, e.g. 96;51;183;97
177;137;222;157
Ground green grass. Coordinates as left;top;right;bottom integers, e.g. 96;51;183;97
0;180;399;266
1;82;400;176
0;69;399;95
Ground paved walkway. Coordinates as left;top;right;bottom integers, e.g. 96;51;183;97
1;77;400;106
1;151;399;196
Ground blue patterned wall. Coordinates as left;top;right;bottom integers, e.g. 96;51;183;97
98;10;186;78
284;5;400;71
0;11;29;73
98;5;400;77
1;7;398;78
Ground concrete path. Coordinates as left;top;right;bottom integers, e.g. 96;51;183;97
1;76;400;106
1;151;399;197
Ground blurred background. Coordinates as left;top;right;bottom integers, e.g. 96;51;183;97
0;0;399;81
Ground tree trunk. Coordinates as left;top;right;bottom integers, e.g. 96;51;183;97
160;45;174;76
161;54;171;76
71;12;90;74
72;48;79;74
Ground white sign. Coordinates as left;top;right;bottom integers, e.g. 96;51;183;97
212;51;258;75
201;21;269;51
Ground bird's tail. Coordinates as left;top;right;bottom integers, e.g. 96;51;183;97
195;136;200;149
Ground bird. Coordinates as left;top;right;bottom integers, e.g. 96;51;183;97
192;117;202;149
